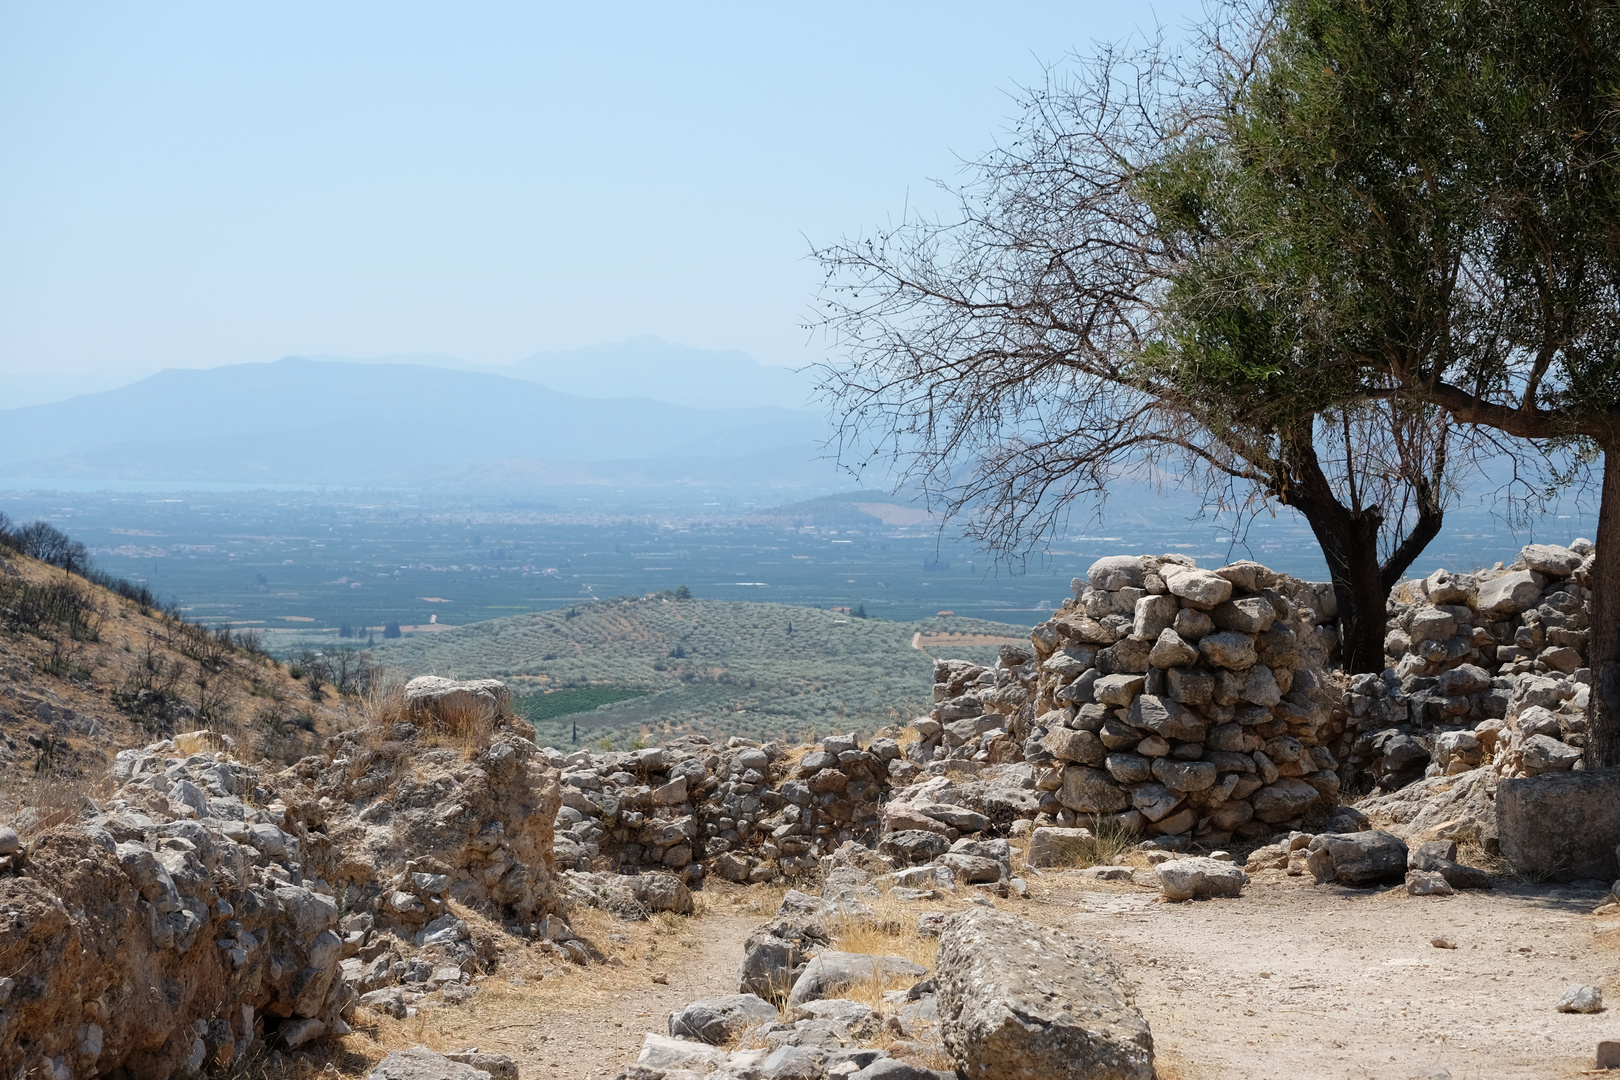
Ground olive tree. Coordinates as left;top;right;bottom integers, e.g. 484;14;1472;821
1179;0;1620;760
811;14;1487;673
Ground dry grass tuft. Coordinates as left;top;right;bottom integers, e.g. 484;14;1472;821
360;677;499;759
173;729;234;757
0;769;113;839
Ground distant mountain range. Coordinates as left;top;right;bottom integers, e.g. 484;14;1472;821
0;355;840;489
296;337;821;411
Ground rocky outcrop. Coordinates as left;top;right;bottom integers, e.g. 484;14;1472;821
0;700;563;1076
302;727;561;923
0;819;351;1079
934;909;1154;1080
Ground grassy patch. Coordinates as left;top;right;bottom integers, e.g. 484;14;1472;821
373;598;1025;745
515;687;652;723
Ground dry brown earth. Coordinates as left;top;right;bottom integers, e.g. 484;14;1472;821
326;869;1620;1080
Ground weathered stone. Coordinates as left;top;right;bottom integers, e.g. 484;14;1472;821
1199;631;1258;670
1133;594;1180;640
444;1053;517;1080
1498;768;1620;882
939;853;1004;884
935;909;1153;1080
1213;561;1276;593
1042;728;1106;766
1156;856;1249;901
1436;664;1492;697
1164;567;1233;609
1088;556;1146;591
1166;667;1214;705
1149;758;1216;793
1250;779;1321;823
1521;734;1582;772
1305;831;1409;886
668;993;779;1044
1094;674;1147;707
368;1048;500;1080
1059;766;1131;813
634;1033;734;1073
851;1059;955;1080
1025;827;1095;867
785;951;927;1008
913;803;991;833
1129;783;1183;823
1521;544;1583;577
403;676;512;726
1104;752;1153;785
1238;666;1282;707
1405;869;1454;896
1147;628;1199;668
1476;570;1543;616
1127;695;1206;741
1556;985;1604;1014
1210;597;1276;634
879;831;952;865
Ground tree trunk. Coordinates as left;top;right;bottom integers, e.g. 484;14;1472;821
1297;505;1389;674
1587;446;1620;768
1274;432;1443;674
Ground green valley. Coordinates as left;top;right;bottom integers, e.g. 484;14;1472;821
371;596;1030;747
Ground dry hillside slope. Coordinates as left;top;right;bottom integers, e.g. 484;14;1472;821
0;547;349;797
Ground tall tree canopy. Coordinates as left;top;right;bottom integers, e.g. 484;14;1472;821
812;6;1510;672
1176;0;1620;759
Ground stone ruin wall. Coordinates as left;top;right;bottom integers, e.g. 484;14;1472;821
912;555;1347;846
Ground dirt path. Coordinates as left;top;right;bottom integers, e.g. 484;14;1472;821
1022;870;1620;1079
406;911;760;1079
393;875;1620;1079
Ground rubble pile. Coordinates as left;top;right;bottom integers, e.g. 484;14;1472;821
0;680;566;1076
547;731;899;885
1344;540;1596;790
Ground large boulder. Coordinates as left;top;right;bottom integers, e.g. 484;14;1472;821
668;993;779;1044
1305;831;1409;886
1475;571;1543;616
1520;543;1583;577
934;909;1154;1080
403;676;513;726
1498;767;1620;882
1087;556;1146;591
1156;857;1249;901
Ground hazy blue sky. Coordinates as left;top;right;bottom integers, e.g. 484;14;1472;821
1;2;1200;380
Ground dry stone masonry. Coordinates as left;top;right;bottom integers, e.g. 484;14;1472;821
953;554;1350;846
1349;540;1596;792
549;731;897;885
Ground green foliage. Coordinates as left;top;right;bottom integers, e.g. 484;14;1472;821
514;687;652;722
375;597;1024;747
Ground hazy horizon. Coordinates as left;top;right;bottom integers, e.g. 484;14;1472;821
1;2;1202;383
